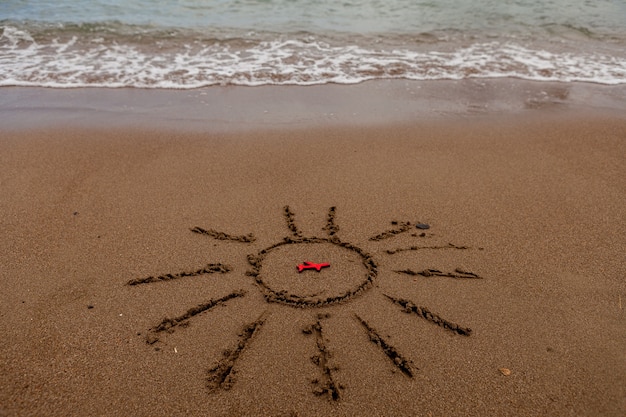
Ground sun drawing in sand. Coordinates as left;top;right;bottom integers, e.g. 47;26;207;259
128;206;483;400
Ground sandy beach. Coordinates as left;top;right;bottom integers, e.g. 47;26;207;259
1;80;625;416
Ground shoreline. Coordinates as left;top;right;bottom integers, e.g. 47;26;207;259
1;79;625;417
2;78;626;133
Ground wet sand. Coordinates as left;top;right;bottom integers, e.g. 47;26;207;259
1;80;625;416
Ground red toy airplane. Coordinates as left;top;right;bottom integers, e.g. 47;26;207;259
297;261;330;273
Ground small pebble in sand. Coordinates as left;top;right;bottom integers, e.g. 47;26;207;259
499;368;512;376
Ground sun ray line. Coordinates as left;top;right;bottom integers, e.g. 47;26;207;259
369;221;414;241
303;313;342;400
386;243;469;255
146;290;246;344
394;268;482;280
283;205;303;238
323;206;340;239
127;263;232;286
207;310;269;392
383;294;472;336
354;314;416;377
190;226;256;243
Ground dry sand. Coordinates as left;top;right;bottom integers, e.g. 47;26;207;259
1;80;625;416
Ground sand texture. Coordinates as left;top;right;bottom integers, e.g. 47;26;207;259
1;85;625;416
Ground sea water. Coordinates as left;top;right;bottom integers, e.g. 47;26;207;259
1;0;625;88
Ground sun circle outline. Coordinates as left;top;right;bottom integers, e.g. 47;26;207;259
247;236;378;308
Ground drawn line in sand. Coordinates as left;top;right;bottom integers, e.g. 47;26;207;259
386;243;469;255
207;311;267;391
355;314;416;377
127;263;232;286
145;290;246;344
384;294;472;336
190;226;256;243
369;220;422;242
322;206;339;238
394;268;482;280
303;313;343;400
284;205;303;238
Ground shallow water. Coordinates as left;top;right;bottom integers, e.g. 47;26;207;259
1;0;625;87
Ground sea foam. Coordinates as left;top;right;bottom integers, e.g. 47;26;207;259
1;24;625;88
